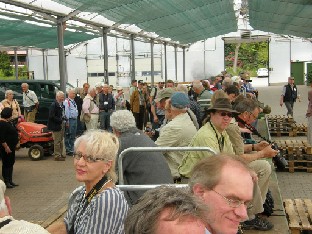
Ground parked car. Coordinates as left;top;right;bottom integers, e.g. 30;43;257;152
257;68;269;77
0;80;74;124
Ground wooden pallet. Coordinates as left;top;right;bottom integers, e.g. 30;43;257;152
287;161;312;173
284;199;312;234
275;140;312;161
267;115;307;137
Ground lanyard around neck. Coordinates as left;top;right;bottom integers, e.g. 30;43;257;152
209;121;224;152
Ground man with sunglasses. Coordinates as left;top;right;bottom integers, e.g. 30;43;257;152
190;154;254;234
179;98;238;177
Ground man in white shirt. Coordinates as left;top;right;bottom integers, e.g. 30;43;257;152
21;83;39;122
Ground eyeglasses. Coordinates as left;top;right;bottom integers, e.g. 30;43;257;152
73;152;106;163
212;189;249;208
218;112;233;118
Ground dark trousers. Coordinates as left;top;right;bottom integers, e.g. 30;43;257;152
99;111;112;131
133;106;145;130
1;146;16;184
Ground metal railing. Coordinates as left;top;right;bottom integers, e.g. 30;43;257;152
117;146;216;186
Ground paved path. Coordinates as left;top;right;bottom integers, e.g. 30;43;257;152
4;81;312;233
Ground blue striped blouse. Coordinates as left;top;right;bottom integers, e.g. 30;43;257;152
64;186;129;233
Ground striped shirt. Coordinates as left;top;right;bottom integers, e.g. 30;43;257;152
64;186;129;234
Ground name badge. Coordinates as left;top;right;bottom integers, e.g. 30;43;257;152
104;101;108;105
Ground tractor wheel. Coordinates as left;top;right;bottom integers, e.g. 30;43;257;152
28;145;44;161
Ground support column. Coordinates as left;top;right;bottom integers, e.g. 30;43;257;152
14;48;18;80
130;34;136;81
174;45;178;82
102;27;109;84
182;47;186;82
26;49;29;79
164;42;167;83
151;39;155;86
57;17;67;93
42;49;47;80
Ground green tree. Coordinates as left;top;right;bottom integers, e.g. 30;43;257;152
0;51;13;76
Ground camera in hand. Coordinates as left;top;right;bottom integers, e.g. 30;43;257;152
271;143;288;171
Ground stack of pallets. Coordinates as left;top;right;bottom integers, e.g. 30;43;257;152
267;115;307;137
275;140;312;173
284;199;312;233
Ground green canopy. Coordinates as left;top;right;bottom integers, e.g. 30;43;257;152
53;0;237;44
249;0;312;38
0;19;98;49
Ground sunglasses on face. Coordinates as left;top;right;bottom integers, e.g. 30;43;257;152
218;112;233;118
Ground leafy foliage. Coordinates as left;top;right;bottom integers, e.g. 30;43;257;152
225;42;269;76
0;51;13;76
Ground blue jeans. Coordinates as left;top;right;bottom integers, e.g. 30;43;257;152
99;111;112;131
65;119;77;153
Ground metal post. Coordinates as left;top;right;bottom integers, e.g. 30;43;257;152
57;17;67;93
85;43;88;83
26;49;29;79
174;45;178;82
151;39;155;85
182;47;186;82
14;48;18;80
46;51;49;80
164;42;167;82
116;37;119;84
102;27;109;84
42;49;46;80
267;39;270;86
204;40;206;78
118;147;217;185
130;34;136;81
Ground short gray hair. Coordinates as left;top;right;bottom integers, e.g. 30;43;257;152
176;84;188;94
21;83;29;88
234;97;259;113
56;91;64;97
88;87;96;93
125;186;208;234
110;110;136;133
5;90;13;98
74;130;119;183
192;80;203;89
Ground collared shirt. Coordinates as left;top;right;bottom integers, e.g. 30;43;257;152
64;98;78;119
205;228;211;234
226;120;245;155
23;90;38;107
179;122;234;178
156;112;197;178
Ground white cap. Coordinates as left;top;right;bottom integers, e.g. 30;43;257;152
95;82;103;88
231;76;241;83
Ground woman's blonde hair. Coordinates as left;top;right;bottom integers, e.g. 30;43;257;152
74;130;119;183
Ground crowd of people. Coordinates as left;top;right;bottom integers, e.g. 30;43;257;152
0;73;304;233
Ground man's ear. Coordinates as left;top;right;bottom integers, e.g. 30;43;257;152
192;183;206;200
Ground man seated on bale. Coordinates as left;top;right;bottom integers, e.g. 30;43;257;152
227;97;278;231
155;92;197;183
110;110;173;205
190;154;254;234
125;185;208;234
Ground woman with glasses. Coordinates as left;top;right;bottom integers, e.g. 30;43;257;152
1;90;21;125
47;130;128;234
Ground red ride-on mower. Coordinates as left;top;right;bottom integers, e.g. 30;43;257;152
16;122;54;161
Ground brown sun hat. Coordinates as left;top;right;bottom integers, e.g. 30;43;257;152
207;98;238;113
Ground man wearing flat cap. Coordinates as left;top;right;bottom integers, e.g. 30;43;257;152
179;98;238;177
155;92;197;182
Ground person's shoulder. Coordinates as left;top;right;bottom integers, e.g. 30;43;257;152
98;187;128;204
